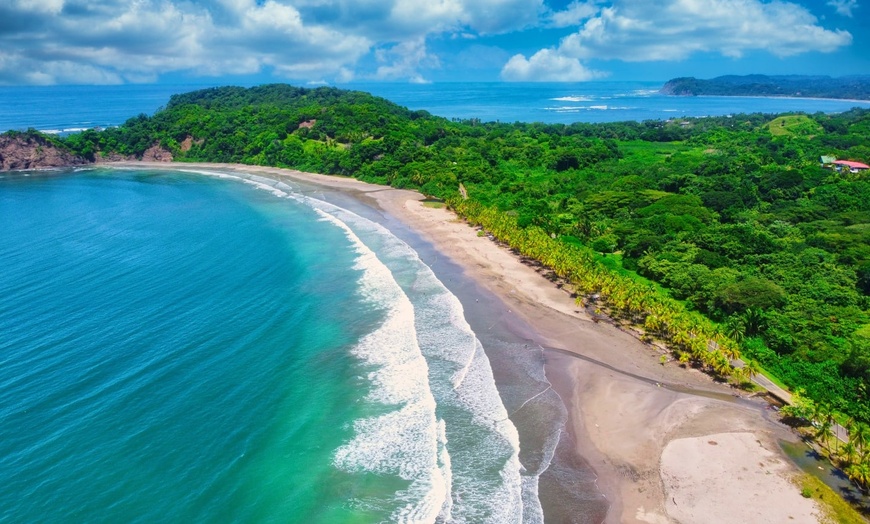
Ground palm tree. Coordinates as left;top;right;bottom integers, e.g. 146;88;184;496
812;403;840;453
840;441;858;466
725;316;746;343
710;352;732;377
730;366;748;386
815;419;835;452
745;359;762;382
742;308;766;336
845;461;870;491
850;422;870;460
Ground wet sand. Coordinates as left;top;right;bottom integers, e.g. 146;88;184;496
116;162;822;523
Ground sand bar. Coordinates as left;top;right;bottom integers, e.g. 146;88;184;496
113;162;821;523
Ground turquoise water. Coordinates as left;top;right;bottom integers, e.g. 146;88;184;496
0;168;534;522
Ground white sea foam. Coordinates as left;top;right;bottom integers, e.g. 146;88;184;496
177;169;528;522
546;104;633;113
306;197;525;523
318;209;450;524
549;96;593;102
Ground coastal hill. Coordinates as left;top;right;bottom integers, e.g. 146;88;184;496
4;85;870;440
0;130;87;170
661;74;870;100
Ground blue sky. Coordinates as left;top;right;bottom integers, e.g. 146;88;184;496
0;0;867;85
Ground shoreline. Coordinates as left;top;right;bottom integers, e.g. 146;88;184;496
664;93;870;105
110;161;822;522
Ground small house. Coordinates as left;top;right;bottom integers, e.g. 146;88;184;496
833;160;870;174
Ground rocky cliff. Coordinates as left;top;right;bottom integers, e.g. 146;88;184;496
0;132;88;171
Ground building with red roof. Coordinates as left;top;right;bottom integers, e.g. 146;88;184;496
833;160;870;173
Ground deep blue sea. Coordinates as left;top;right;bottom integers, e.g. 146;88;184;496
2;82;870;134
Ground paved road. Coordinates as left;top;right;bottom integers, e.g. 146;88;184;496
733;358;849;444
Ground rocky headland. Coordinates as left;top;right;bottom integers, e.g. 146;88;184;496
0;132;88;171
0;131;176;171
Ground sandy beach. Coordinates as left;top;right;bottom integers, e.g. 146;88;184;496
117;162;822;523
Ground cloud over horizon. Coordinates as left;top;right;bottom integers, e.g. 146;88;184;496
0;0;862;85
502;0;853;81
0;0;543;85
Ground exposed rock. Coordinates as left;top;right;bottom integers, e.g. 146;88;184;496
141;143;173;162
298;119;316;129
0;132;87;171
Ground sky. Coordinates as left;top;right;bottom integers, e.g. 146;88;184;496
0;0;867;85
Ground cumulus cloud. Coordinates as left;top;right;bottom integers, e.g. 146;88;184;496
0;0;544;84
504;0;853;82
374;38;439;83
827;0;859;16
561;0;852;61
501;49;604;81
548;0;600;28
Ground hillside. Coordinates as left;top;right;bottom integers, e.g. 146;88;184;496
0;130;87;170
45;84;870;428
661;74;870;100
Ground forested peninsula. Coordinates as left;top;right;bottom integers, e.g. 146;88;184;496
8;85;870;438
661;74;870;100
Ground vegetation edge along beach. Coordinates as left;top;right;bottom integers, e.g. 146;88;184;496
3;83;870;519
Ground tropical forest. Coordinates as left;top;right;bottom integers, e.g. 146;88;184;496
45;84;870;484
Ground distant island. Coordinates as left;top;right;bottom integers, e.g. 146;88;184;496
661;74;870;101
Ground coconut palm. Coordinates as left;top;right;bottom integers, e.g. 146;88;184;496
850;422;870;459
745;359;762;382
841;441;858;466
845;462;870;491
815;419;835;452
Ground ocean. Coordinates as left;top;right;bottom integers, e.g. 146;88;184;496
2;81;870;134
0;166;587;523
3;81;866;523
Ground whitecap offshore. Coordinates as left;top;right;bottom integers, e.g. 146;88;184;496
550;96;594;102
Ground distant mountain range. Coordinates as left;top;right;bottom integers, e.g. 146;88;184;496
660;74;870;101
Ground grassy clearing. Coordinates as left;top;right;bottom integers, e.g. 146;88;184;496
421;197;445;209
766;115;824;137
796;473;866;524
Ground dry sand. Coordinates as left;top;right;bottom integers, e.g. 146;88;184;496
117;162;822;523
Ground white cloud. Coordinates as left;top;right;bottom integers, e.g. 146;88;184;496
501;0;853;83
0;0;856;85
557;0;852;61
827;0;859;16
374;38;439;83
12;0;65;14
548;0;600;28
501;49;604;81
0;0;547;84
458;0;545;34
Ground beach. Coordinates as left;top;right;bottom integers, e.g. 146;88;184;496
118;162;822;523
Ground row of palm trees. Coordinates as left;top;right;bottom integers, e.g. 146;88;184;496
450;199;741;378
450;199;870;493
451;199;870;494
786;395;870;491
